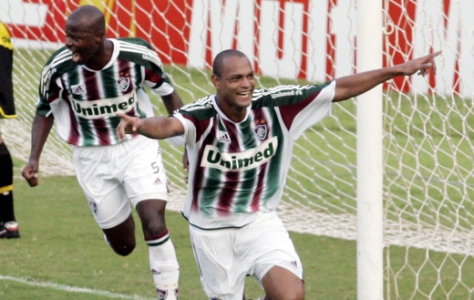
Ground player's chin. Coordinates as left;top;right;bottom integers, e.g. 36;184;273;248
237;98;252;107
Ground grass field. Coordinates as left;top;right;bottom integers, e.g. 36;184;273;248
4;173;474;299
1;173;360;300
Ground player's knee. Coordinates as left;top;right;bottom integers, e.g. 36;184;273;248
284;284;304;300
141;218;167;239
266;290;304;300
111;242;136;256
105;233;137;256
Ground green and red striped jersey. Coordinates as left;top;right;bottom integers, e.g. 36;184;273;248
37;38;174;146
175;82;336;229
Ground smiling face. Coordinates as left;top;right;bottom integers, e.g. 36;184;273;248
212;54;255;122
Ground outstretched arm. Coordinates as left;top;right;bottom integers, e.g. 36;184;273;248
22;114;54;187
116;113;185;141
333;51;441;102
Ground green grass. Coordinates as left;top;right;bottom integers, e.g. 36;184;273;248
4;173;474;299
2;174;358;299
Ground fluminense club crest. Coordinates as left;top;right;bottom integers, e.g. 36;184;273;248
254;124;268;140
117;76;131;91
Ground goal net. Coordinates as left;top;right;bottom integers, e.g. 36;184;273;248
2;0;474;298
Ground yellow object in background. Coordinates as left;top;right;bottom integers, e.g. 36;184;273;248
0;22;13;51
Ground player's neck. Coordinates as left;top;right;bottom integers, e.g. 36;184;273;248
216;97;246;123
86;39;114;71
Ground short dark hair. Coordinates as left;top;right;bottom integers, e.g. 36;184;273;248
212;49;248;78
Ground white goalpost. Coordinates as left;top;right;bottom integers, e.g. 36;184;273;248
357;0;383;299
2;0;474;299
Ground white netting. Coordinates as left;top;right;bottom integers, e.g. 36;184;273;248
2;0;474;298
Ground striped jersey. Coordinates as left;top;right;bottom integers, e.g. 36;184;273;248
175;81;336;229
37;38;175;146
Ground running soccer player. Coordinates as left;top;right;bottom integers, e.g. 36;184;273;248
116;49;440;299
22;6;182;299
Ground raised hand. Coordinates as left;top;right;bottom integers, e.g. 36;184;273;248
398;51;442;77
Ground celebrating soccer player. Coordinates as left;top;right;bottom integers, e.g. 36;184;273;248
116;49;440;299
22;6;183;299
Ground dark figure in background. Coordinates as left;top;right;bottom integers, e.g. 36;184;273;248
0;21;20;239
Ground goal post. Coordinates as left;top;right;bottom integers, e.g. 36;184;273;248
356;0;383;299
2;0;474;299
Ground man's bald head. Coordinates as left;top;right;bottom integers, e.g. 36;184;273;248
213;49;249;78
67;5;106;35
64;5;110;68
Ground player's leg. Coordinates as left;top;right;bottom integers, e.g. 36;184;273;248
124;136;179;299
260;266;304;300
248;212;304;300
0;135;19;239
136;199;179;299
102;213;136;256
72;144;136;255
189;225;247;300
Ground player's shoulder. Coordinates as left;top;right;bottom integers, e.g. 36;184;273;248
116;38;163;69
179;95;217;121
251;83;330;108
41;47;75;76
117;37;153;50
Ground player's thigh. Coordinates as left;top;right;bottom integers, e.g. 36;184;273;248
189;226;247;300
73;145;132;230
122;136;169;206
261;266;304;300
244;213;304;289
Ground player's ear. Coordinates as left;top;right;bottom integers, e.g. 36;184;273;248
94;30;104;42
211;74;221;89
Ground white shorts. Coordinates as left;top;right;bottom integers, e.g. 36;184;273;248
73;135;169;229
189;211;303;300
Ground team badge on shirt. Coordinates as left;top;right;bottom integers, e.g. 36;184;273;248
117;76;131;91
254;124;268;140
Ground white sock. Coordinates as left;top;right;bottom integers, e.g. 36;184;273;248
147;232;180;300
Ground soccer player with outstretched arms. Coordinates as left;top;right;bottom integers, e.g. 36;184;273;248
116;49;440;299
